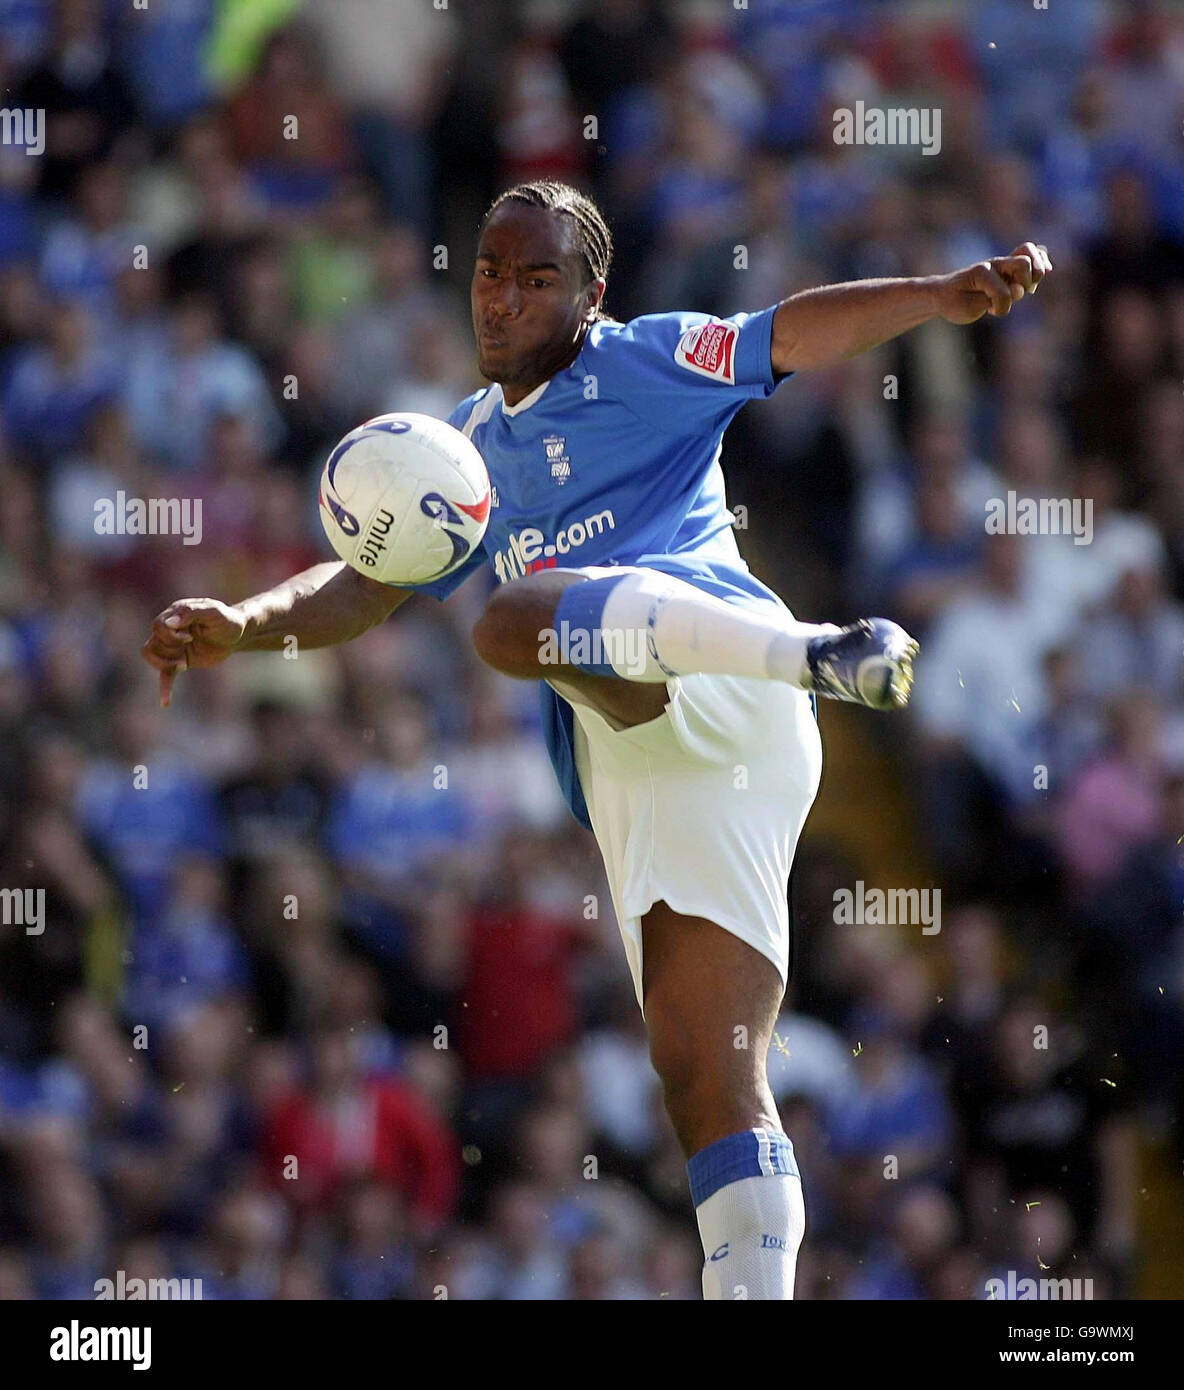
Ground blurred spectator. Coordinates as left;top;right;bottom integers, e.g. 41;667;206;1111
477;1180;569;1300
306;0;459;229
499;42;582;197
955;996;1137;1282
40;162;141;319
1074;559;1184;706
382;314;475;421
2;300;120;461
443;688;567;843
558;0;674;143
884;470;982;636
824;1024;952;1185
580;984;663;1159
226;24;354;211
913;534;1068;885
118;0;216;129
1025;646;1104;805
194;1182;288;1299
122;856;251;1032
331;1180;414;1300
844;1186;961;1300
15;0;138;201
325;694;472;954
1052;690;1164;899
123;291;282;471
220;700;329;870
459;830;590;1086
76;686;223;926
329;224;456;420
289;177;380;324
260;1026;459;1234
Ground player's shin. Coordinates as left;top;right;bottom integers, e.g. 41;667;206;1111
551;570;836;686
688;1128;805;1301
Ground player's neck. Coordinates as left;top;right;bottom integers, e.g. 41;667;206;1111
501;330;589;406
502;381;545;407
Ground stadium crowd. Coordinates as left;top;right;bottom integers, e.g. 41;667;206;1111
0;0;1182;1299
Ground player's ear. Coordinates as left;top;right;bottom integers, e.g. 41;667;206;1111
584;278;606;323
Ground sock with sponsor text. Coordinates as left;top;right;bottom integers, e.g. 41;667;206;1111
687;1128;805;1301
550;569;837;685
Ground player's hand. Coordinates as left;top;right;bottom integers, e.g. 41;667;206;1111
935;242;1053;324
140;598;248;708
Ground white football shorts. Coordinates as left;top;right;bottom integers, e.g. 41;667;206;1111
550;665;823;1014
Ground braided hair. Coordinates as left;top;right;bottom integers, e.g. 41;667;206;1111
481;180;614;320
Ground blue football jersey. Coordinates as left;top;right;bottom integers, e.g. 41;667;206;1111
416;306;793;828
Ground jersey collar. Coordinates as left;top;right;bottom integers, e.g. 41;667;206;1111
500;378;551;416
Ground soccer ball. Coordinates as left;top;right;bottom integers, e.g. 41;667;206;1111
318;413;491;586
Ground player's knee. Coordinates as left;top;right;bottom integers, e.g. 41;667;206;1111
471;586;535;675
470;603;505;672
472;576;581;676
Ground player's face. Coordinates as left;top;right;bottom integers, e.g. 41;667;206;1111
471;204;602;401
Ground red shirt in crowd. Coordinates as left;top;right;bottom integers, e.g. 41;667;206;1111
460;905;583;1080
262;1076;458;1232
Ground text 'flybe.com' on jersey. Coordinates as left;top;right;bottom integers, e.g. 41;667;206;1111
492;509;617;582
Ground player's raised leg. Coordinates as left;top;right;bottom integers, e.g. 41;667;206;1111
472;566;919;711
641;902;804;1301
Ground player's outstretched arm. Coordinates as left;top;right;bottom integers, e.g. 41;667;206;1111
140;561;411;707
770;241;1053;374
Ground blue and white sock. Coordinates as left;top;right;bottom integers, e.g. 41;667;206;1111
687;1128;805;1301
552;570;837;686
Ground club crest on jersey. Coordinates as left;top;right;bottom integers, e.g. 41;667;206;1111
543;435;572;485
674;320;737;384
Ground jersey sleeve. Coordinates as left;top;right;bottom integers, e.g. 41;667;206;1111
585;306;785;435
409;544;488;600
392;392;493;601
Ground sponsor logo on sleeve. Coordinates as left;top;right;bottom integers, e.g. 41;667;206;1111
674;320;738;384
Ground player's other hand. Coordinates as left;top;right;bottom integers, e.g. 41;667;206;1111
936;242;1053;324
140;598;247;707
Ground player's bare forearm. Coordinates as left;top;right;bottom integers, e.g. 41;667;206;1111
237;562;409;650
141;561;410;706
771;277;942;372
770;241;1052;374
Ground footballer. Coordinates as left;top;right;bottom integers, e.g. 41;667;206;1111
142;181;1051;1300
